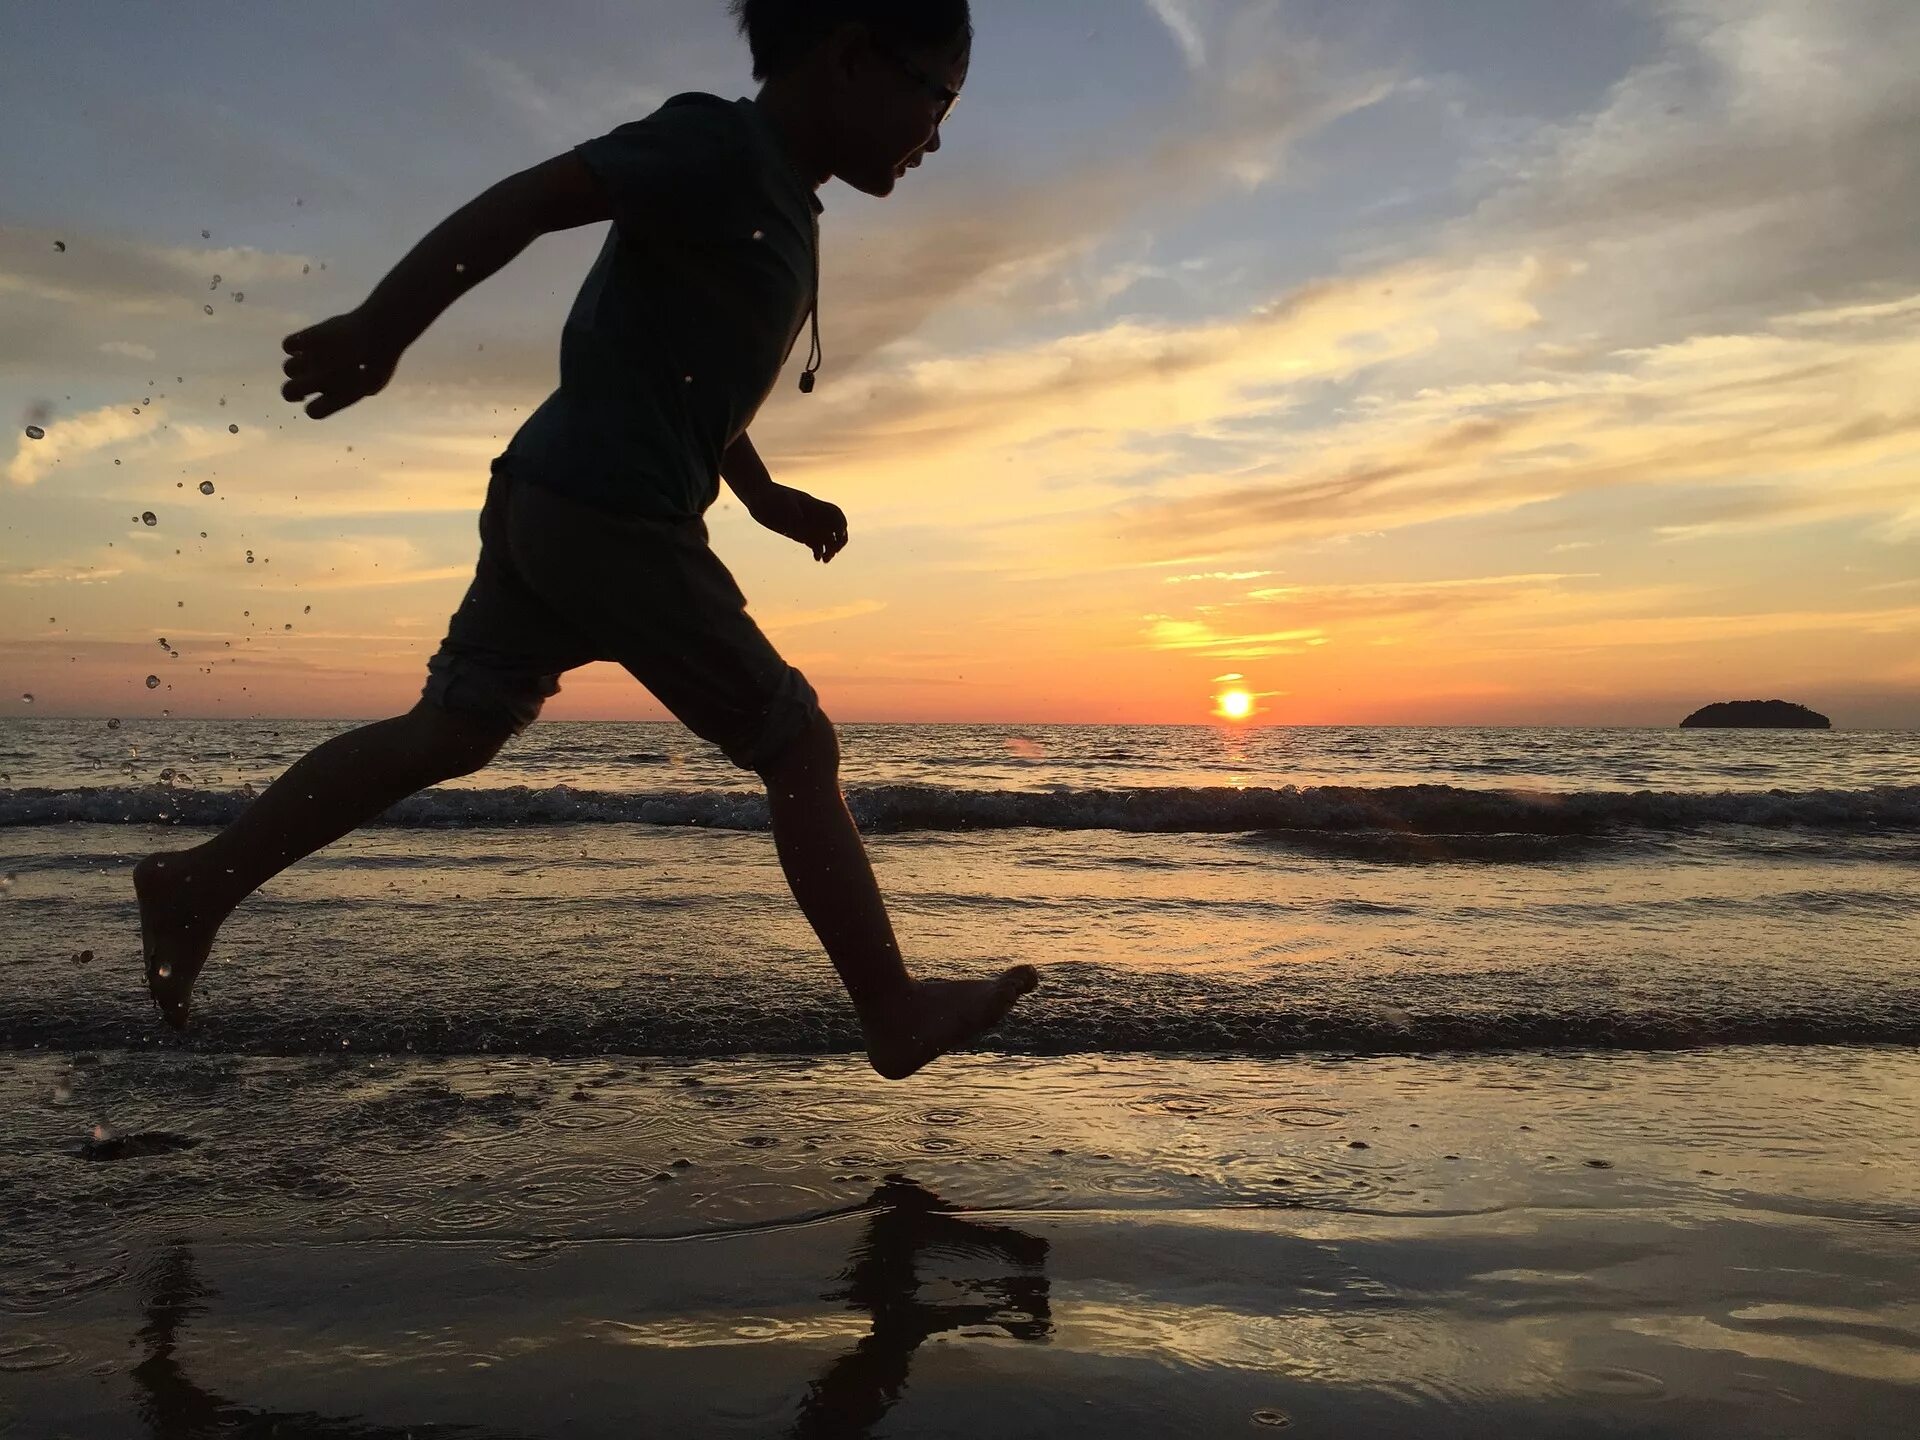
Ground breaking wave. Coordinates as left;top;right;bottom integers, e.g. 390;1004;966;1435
4;781;1917;834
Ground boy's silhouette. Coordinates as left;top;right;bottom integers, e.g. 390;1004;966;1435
134;0;1036;1079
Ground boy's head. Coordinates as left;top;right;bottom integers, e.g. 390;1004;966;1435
730;0;972;198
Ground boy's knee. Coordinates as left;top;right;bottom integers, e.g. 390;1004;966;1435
755;709;837;789
409;700;515;778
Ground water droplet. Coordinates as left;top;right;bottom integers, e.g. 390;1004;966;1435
203;304;214;315
199;480;215;495
201;228;211;239
227;424;238;435
752;228;765;240
107;718;121;729
145;675;160;689
131;407;140;415
284;623;292;631
210;275;222;289
157;637;168;648
302;263;310;274
232;291;244;302
303;604;311;613
218;397;226;406
20;693;31;704
156;963;172;979
454;262;466;274
245;551;254;564
199;531;207;538
24;424;44;440
54;240;66;252
141;512;157;526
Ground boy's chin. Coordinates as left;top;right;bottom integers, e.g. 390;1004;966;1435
843;162;903;198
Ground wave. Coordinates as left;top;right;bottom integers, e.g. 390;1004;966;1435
4;781;1918;835
5;997;1915;1058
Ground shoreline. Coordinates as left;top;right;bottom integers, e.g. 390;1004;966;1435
4;1047;1915;1436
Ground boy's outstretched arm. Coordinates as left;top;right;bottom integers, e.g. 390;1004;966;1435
722;432;849;563
281;153;611;419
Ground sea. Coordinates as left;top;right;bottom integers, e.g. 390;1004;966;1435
1;718;1916;1055
3;718;1918;1435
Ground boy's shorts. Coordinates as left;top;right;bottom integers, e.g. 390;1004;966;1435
421;463;821;772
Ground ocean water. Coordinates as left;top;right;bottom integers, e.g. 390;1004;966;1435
5;718;1920;1434
1;717;1916;1055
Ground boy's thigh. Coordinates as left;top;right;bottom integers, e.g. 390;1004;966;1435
421;479;602;735
506;482;820;772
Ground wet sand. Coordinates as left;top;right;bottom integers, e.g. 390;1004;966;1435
3;1047;1916;1436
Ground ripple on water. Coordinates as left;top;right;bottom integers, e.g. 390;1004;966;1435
427;1198;519;1233
1264;1104;1346;1128
543;1102;643;1133
0;1255;128;1315
0;1337;73;1372
1563;1366;1669;1400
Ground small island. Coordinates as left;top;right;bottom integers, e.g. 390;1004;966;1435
1679;699;1831;729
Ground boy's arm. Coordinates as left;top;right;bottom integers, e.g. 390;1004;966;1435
283;152;611;419
719;431;776;509
722;431;849;564
358;152;612;356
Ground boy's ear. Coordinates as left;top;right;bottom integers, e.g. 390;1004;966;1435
822;19;874;80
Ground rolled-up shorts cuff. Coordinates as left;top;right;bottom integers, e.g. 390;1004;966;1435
723;664;822;773
421;647;558;737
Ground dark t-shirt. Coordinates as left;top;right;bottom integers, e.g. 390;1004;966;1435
498;93;824;518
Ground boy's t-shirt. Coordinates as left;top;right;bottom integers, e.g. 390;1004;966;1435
497;92;824;519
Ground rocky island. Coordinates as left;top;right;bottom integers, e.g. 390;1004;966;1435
1679;699;1831;729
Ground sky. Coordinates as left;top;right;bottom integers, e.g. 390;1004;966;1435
2;0;1916;728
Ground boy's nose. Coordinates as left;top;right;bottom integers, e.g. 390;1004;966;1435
924;127;943;156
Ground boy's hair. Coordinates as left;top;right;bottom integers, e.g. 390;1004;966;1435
729;0;972;83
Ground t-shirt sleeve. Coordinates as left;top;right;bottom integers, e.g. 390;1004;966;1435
574;104;742;245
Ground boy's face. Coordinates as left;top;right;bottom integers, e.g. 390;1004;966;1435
829;26;970;198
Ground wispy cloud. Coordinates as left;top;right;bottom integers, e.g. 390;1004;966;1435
1146;0;1209;71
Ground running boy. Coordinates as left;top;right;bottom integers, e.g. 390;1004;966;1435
134;0;1037;1079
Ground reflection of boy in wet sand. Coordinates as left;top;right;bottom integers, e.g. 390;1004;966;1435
134;0;1035;1078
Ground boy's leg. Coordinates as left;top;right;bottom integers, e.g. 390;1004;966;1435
134;700;515;1028
757;711;1037;1081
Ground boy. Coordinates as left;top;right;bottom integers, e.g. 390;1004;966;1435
133;0;1037;1080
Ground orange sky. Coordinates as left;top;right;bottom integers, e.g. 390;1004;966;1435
5;1;1917;728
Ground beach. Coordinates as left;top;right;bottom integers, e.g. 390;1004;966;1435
3;718;1918;1435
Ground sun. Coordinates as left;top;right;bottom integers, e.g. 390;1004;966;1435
1216;688;1254;721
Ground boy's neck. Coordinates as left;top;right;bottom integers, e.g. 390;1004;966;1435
750;82;833;193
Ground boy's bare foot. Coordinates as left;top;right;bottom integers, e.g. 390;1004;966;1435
133;852;229;1031
862;965;1039;1081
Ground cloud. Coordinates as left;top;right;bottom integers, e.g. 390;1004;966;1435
6;401;162;486
1146;0;1209;71
1100;285;1920;555
758;598;887;634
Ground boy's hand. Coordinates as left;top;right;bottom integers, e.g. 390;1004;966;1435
280;310;401;420
748;483;849;563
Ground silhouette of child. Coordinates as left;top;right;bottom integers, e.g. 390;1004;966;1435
135;0;1036;1079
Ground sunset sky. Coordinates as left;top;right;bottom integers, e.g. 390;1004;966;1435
3;0;1916;727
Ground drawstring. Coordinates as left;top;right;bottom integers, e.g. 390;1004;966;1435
799;209;822;393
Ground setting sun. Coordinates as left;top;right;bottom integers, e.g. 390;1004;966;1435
1216;689;1254;721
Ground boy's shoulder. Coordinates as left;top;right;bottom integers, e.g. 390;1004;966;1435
602;91;750;150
